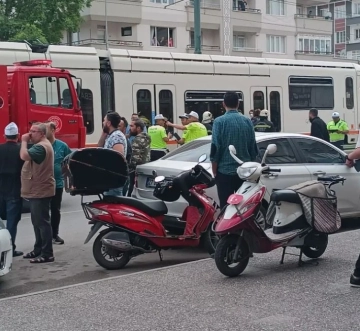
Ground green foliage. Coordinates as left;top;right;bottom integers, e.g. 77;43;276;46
0;0;93;44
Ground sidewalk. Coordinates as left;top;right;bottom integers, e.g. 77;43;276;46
1;228;359;331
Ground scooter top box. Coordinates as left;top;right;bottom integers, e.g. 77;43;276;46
62;148;128;196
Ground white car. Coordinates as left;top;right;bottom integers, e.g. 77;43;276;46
133;133;360;232
0;220;12;277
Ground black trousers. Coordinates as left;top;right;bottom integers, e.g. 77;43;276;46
127;172;136;197
215;172;244;210
331;140;344;150
354;254;360;277
150;150;167;162
29;197;53;258
51;188;63;238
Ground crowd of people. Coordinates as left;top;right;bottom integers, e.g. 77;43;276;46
0;121;71;263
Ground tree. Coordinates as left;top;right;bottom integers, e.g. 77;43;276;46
0;0;93;44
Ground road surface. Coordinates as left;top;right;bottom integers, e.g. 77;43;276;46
0;193;209;299
0;226;359;330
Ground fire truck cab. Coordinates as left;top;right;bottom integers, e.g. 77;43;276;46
0;59;86;148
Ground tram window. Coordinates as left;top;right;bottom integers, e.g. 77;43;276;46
136;89;152;127
79;89;94;134
253;91;264;110
184;91;244;121
159;89;174;132
346;77;354;109
289;76;334;110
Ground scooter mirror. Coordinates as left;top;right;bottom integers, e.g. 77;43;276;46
198;154;207;163
267;144;277;155
229;145;237;154
152;170;158;178
154;175;165;183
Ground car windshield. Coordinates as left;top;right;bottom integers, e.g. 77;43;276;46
162;140;211;162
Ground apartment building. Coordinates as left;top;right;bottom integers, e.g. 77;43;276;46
61;0;356;62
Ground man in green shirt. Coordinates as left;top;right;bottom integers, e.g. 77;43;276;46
148;114;170;161
166;111;207;143
327;112;349;150
45;122;72;245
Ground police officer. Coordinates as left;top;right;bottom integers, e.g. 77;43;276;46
253;110;275;132
202;111;213;135
327;112;349;150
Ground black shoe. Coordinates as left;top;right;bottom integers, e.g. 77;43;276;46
52;236;64;245
350;274;360;287
13;250;23;257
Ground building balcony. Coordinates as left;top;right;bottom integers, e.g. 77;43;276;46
232;47;262;57
69;39;143;50
347;15;360;26
294;14;332;35
186;1;222;30
81;0;142;24
294;50;358;63
186;44;222;55
232;8;262;33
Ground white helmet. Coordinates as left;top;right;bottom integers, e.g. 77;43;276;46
202;111;213;124
260;109;269;117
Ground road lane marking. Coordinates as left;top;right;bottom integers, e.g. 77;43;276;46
0;258;212;302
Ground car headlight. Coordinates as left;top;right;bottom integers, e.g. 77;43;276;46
238;166;257;179
0;220;5;230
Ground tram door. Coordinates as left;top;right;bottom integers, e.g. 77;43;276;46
250;86;283;132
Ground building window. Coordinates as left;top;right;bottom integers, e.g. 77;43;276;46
355;29;360;40
297;35;331;54
150;27;175;47
266;35;286;53
121;27;132;37
349;50;360;60
233;35;246;49
334;5;346;19
336;31;345;44
266;0;285;16
346;77;354;109
190;31;203;47
150;0;175;4
289;76;334;110
97;25;106;42
354;3;360;16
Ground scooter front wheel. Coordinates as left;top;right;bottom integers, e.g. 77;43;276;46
214;235;250;277
93;232;131;270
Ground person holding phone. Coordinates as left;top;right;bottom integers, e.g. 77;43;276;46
327;112;349;150
148;114;170;161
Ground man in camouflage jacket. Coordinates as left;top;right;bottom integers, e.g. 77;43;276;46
127;119;151;196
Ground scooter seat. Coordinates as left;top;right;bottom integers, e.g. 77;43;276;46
103;196;168;217
270;190;301;204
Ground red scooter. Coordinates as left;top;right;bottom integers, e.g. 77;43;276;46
62;148;218;270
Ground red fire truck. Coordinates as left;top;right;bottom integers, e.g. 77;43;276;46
0;59;86;148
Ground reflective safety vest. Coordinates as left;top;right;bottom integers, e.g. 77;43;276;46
253;119;274;132
326;120;348;142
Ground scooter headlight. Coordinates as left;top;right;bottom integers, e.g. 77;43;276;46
238;166;257;179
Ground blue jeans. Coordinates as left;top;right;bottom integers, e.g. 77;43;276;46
0;196;22;251
103;187;124;197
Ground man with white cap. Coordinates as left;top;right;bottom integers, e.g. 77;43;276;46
327;112;349;150
148;114;171;161
166;111;207;144
0;122;24;257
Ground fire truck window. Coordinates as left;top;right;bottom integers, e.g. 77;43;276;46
136;89;152;127
29;77;59;107
79;89;94;134
59;78;73;109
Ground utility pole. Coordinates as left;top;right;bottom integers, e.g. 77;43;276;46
194;0;201;54
105;0;109;49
